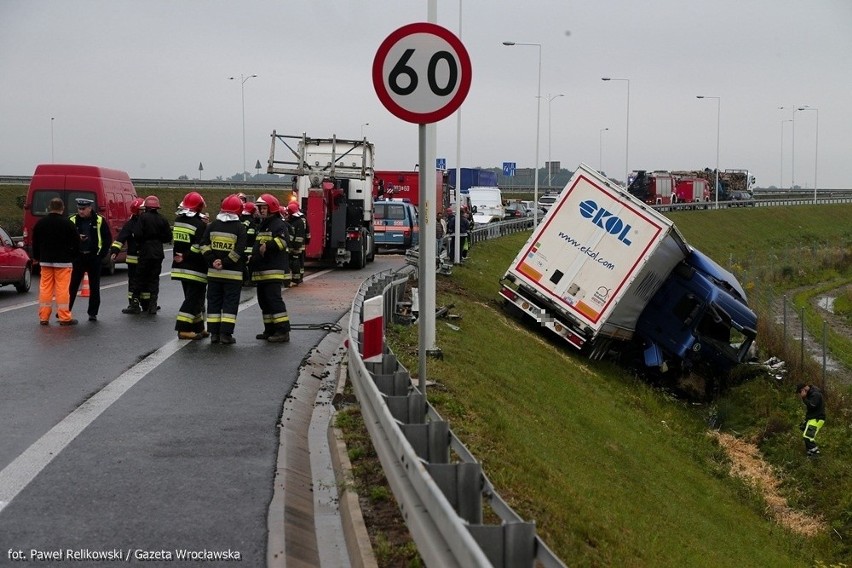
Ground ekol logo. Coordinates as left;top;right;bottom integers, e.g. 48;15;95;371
578;200;632;245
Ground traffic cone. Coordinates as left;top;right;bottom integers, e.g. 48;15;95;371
80;274;91;298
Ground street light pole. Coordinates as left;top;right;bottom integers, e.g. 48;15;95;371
503;41;542;226
780;119;792;189
697;95;721;209
546;93;564;188
229;73;257;181
599;127;609;172
797;106;819;204
601;78;630;187
50;117;55;163
361;122;369;139
779;106;798;189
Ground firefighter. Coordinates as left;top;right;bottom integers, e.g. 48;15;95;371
134;195;173;314
171;192;209;340
111;197;145;314
251;193;291;342
199;194;246;344
240;201;259;285
286;201;307;286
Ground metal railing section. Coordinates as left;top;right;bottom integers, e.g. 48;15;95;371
347;262;566;567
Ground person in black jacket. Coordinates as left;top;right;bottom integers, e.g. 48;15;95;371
32;197;80;325
796;383;826;457
110;197;145;314
68;198;112;322
135;195;173;315
251;194;291;342
171;192;209;339
200;194;246;345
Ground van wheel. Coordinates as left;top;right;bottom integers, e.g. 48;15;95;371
102;257;116;276
15;266;32;293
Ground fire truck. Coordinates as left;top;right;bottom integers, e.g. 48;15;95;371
629;170;712;208
267;132;375;268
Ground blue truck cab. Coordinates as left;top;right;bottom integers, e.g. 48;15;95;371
636;249;757;372
373;199;419;250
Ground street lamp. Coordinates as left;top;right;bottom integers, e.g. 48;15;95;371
601;77;630;186
779;106;798;189
696;95;721;209
229;73;257;181
503;41;542;226
545;93;564;188
780;119;792;189
599;127;609;173
797;106;819;204
361;122;369;139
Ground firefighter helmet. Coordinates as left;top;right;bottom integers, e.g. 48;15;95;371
256;193;280;214
220;194;244;214
242;202;257;216
144;195;161;209
286;202;300;215
130;197;145;215
180;191;205;212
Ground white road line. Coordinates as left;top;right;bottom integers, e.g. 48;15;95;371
0;267;333;514
0;339;187;514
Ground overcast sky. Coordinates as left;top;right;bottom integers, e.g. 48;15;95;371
2;0;850;188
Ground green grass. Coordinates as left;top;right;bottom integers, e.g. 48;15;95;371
387;205;852;566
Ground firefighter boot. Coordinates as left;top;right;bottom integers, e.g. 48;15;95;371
122;298;142;315
267;331;290;343
147;295;159;315
220;334;236;345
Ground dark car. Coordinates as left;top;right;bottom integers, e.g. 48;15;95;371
503;202;532;219
0;224;32;293
729;191;755;207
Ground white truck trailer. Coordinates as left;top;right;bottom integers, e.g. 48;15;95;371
500;163;756;377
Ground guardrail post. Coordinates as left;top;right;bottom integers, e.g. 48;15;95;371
468;522;537;568
400;419;448;461
427;462;483;524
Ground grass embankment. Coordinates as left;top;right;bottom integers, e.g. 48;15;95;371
386;205;852;567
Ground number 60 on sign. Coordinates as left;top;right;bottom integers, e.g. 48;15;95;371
372;22;472;124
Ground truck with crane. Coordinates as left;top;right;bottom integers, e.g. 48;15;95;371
267;132;375;268
499;164;757;392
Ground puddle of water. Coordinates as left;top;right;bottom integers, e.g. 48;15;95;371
817;295;836;312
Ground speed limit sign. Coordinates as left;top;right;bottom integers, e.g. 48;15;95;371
372;22;472;124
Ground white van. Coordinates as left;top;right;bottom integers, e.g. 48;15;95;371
468;186;504;224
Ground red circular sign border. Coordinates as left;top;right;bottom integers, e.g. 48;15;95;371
372;22;472;124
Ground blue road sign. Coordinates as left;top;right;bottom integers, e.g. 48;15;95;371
436;158;447;170
503;162;516;176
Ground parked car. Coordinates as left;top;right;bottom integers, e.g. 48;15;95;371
0;224;32;293
521;200;547;216
504;202;532;219
729;191;755;207
537;194;558;212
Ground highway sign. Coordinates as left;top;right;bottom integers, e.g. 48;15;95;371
372;22;472;124
503;162;516;176
436;158;446;170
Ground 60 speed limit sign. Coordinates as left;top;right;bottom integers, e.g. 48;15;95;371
372;22;472;124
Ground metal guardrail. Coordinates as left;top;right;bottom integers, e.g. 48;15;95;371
347;261;566;566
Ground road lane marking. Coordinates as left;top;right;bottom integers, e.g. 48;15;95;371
0;339;186;514
0;267;334;514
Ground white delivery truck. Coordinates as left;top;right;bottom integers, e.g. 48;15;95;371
500;163;756;378
468;186;504;224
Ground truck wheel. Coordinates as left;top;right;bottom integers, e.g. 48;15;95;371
349;240;366;269
366;236;376;263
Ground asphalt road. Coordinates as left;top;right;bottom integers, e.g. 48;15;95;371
0;255;403;567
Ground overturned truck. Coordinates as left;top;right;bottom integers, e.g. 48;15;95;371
499;164;757;392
